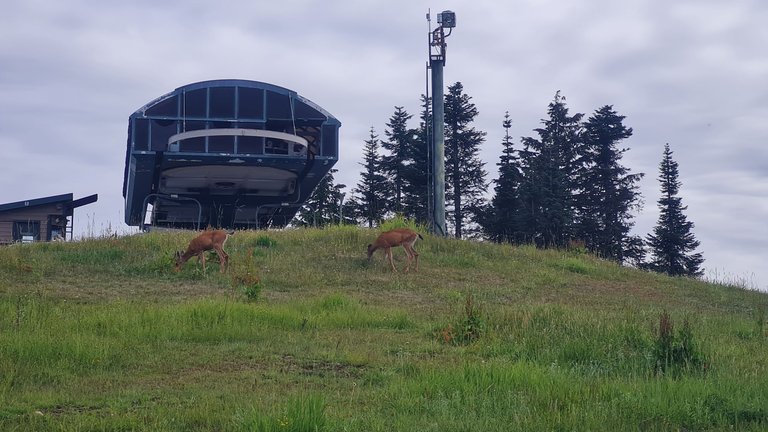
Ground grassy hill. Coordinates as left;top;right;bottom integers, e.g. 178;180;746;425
1;226;767;431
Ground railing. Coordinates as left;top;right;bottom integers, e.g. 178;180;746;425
167;128;308;156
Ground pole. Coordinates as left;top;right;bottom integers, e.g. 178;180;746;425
430;32;446;237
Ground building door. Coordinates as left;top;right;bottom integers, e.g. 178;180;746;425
13;221;40;243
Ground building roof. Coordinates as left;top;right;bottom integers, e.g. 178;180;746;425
0;193;98;214
0;193;73;213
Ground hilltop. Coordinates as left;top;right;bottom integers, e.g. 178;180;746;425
1;226;767;431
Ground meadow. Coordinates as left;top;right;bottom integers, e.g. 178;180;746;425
1;225;767;431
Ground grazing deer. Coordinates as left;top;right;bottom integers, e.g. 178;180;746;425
367;228;424;272
174;229;234;273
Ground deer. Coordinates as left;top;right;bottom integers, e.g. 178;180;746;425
174;229;234;273
367;228;424;272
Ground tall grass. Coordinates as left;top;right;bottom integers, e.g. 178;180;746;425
0;227;767;430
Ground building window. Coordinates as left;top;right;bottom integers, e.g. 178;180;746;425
13;221;40;243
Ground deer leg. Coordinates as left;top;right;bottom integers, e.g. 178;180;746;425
404;243;419;272
411;241;420;271
402;245;414;272
199;252;206;273
386;247;397;272
214;246;229;273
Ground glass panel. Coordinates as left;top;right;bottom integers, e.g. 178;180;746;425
238;87;264;119
265;139;289;155
150;119;177;151
211;120;231;129
321;124;338;157
209;136;234;153
183;88;208;118
133;118;150;151
13;221;40;242
237;136;263;155
146;95;178;117
210;87;235;118
294;101;325;120
183;120;207;131
180;137;205;152
266;91;292;119
265;119;294;134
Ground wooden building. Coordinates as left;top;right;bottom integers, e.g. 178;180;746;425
0;193;98;244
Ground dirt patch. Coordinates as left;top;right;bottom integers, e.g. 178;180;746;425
280;354;366;379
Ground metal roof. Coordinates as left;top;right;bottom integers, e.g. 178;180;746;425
0;193;73;213
0;194;98;214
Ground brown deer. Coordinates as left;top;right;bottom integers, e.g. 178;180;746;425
367;228;424;272
174;229;234;273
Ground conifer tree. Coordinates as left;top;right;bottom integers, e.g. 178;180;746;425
444;82;488;239
577;105;644;263
401;95;431;225
481;112;524;243
294;169;346;228
349;127;391;228
646;143;704;276
518;91;584;247
380;107;414;215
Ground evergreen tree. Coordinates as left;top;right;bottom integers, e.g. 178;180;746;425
294;169;346;228
518;91;584;247
646;143;704;276
380;106;414;215
349;127;391;228
577;105;644;263
480;112;524;243
444;82;488;238
401;95;432;225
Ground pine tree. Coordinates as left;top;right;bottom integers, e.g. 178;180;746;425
518;91;584;247
444;82;488;238
350;127;391;228
294;169;346;228
380;107;414;215
645;143;704;276
577;105;644;263
401;95;431;225
481;112;524;243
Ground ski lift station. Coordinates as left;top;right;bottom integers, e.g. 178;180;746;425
122;80;340;230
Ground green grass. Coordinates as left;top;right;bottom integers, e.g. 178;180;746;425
1;226;767;430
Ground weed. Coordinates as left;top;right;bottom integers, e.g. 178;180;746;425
653;311;706;376
440;291;485;346
240;280;262;301
231;247;262;301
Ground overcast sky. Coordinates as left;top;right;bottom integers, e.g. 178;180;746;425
1;0;766;290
